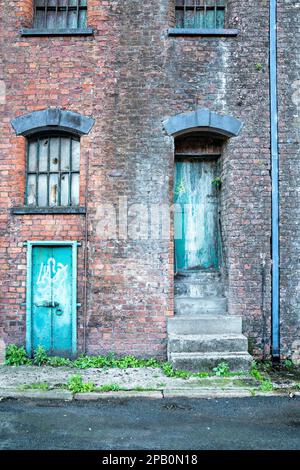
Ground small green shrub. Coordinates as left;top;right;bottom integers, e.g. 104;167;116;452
67;374;95;393
213;362;230;377
5;344;31;366
33;346;48;366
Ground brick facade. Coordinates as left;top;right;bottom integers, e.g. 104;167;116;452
0;1;298;360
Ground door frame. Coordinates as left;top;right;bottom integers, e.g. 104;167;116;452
26;240;78;356
174;154;221;274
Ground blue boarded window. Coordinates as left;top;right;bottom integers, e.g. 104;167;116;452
33;0;87;30
175;0;226;29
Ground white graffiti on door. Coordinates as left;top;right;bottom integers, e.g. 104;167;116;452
36;258;68;306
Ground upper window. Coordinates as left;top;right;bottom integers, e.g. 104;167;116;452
33;0;87;30
26;133;80;207
175;0;226;29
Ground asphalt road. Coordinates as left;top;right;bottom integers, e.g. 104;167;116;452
0;397;299;450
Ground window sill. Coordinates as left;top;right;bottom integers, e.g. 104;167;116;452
11;206;86;215
20;28;94;37
168;28;239;37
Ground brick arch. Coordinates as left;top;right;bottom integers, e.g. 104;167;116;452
11;108;95;136
163;108;243;138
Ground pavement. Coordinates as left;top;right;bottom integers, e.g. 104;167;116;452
0;365;300;401
0;396;300;449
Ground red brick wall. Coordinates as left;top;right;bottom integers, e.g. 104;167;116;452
2;1;294;360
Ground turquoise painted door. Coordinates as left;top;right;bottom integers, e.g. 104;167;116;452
174;158;219;271
31;245;74;355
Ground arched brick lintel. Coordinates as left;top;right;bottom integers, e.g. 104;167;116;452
163;108;244;138
11;108;95;136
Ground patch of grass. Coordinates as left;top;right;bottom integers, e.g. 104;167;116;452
95;383;121;393
67;375;95;393
19;382;50;391
129;386;158;392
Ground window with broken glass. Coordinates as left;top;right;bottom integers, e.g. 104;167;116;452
33;0;87;30
175;0;226;29
26;134;80;207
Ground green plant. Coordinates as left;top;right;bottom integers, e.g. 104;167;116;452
250;361;264;381
67;374;95;393
96;384;121;392
33;346;48;366
255;63;263;72
46;356;72;367
19;382;50;391
283;359;294;370
213;362;230;377
260;379;273;392
5;344;31;366
161;362;191;379
211;177;222;190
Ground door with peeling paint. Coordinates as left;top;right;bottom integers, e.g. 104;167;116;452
174;158;219;271
31;245;74;356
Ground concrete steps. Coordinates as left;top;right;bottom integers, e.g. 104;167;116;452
169;351;253;372
168;316;242;335
175;296;227;315
168;334;248;354
175;270;224;297
170;270;252;372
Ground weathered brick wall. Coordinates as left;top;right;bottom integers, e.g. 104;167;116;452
277;0;300;361
0;0;276;359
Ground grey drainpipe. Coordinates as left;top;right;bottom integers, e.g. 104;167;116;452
270;0;280;358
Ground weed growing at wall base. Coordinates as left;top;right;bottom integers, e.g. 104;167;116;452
5;344;238;379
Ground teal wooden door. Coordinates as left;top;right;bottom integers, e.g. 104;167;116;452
174;158;219;271
30;245;74;356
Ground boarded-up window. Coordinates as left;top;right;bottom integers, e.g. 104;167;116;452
26;134;80;207
34;0;87;30
175;0;226;29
